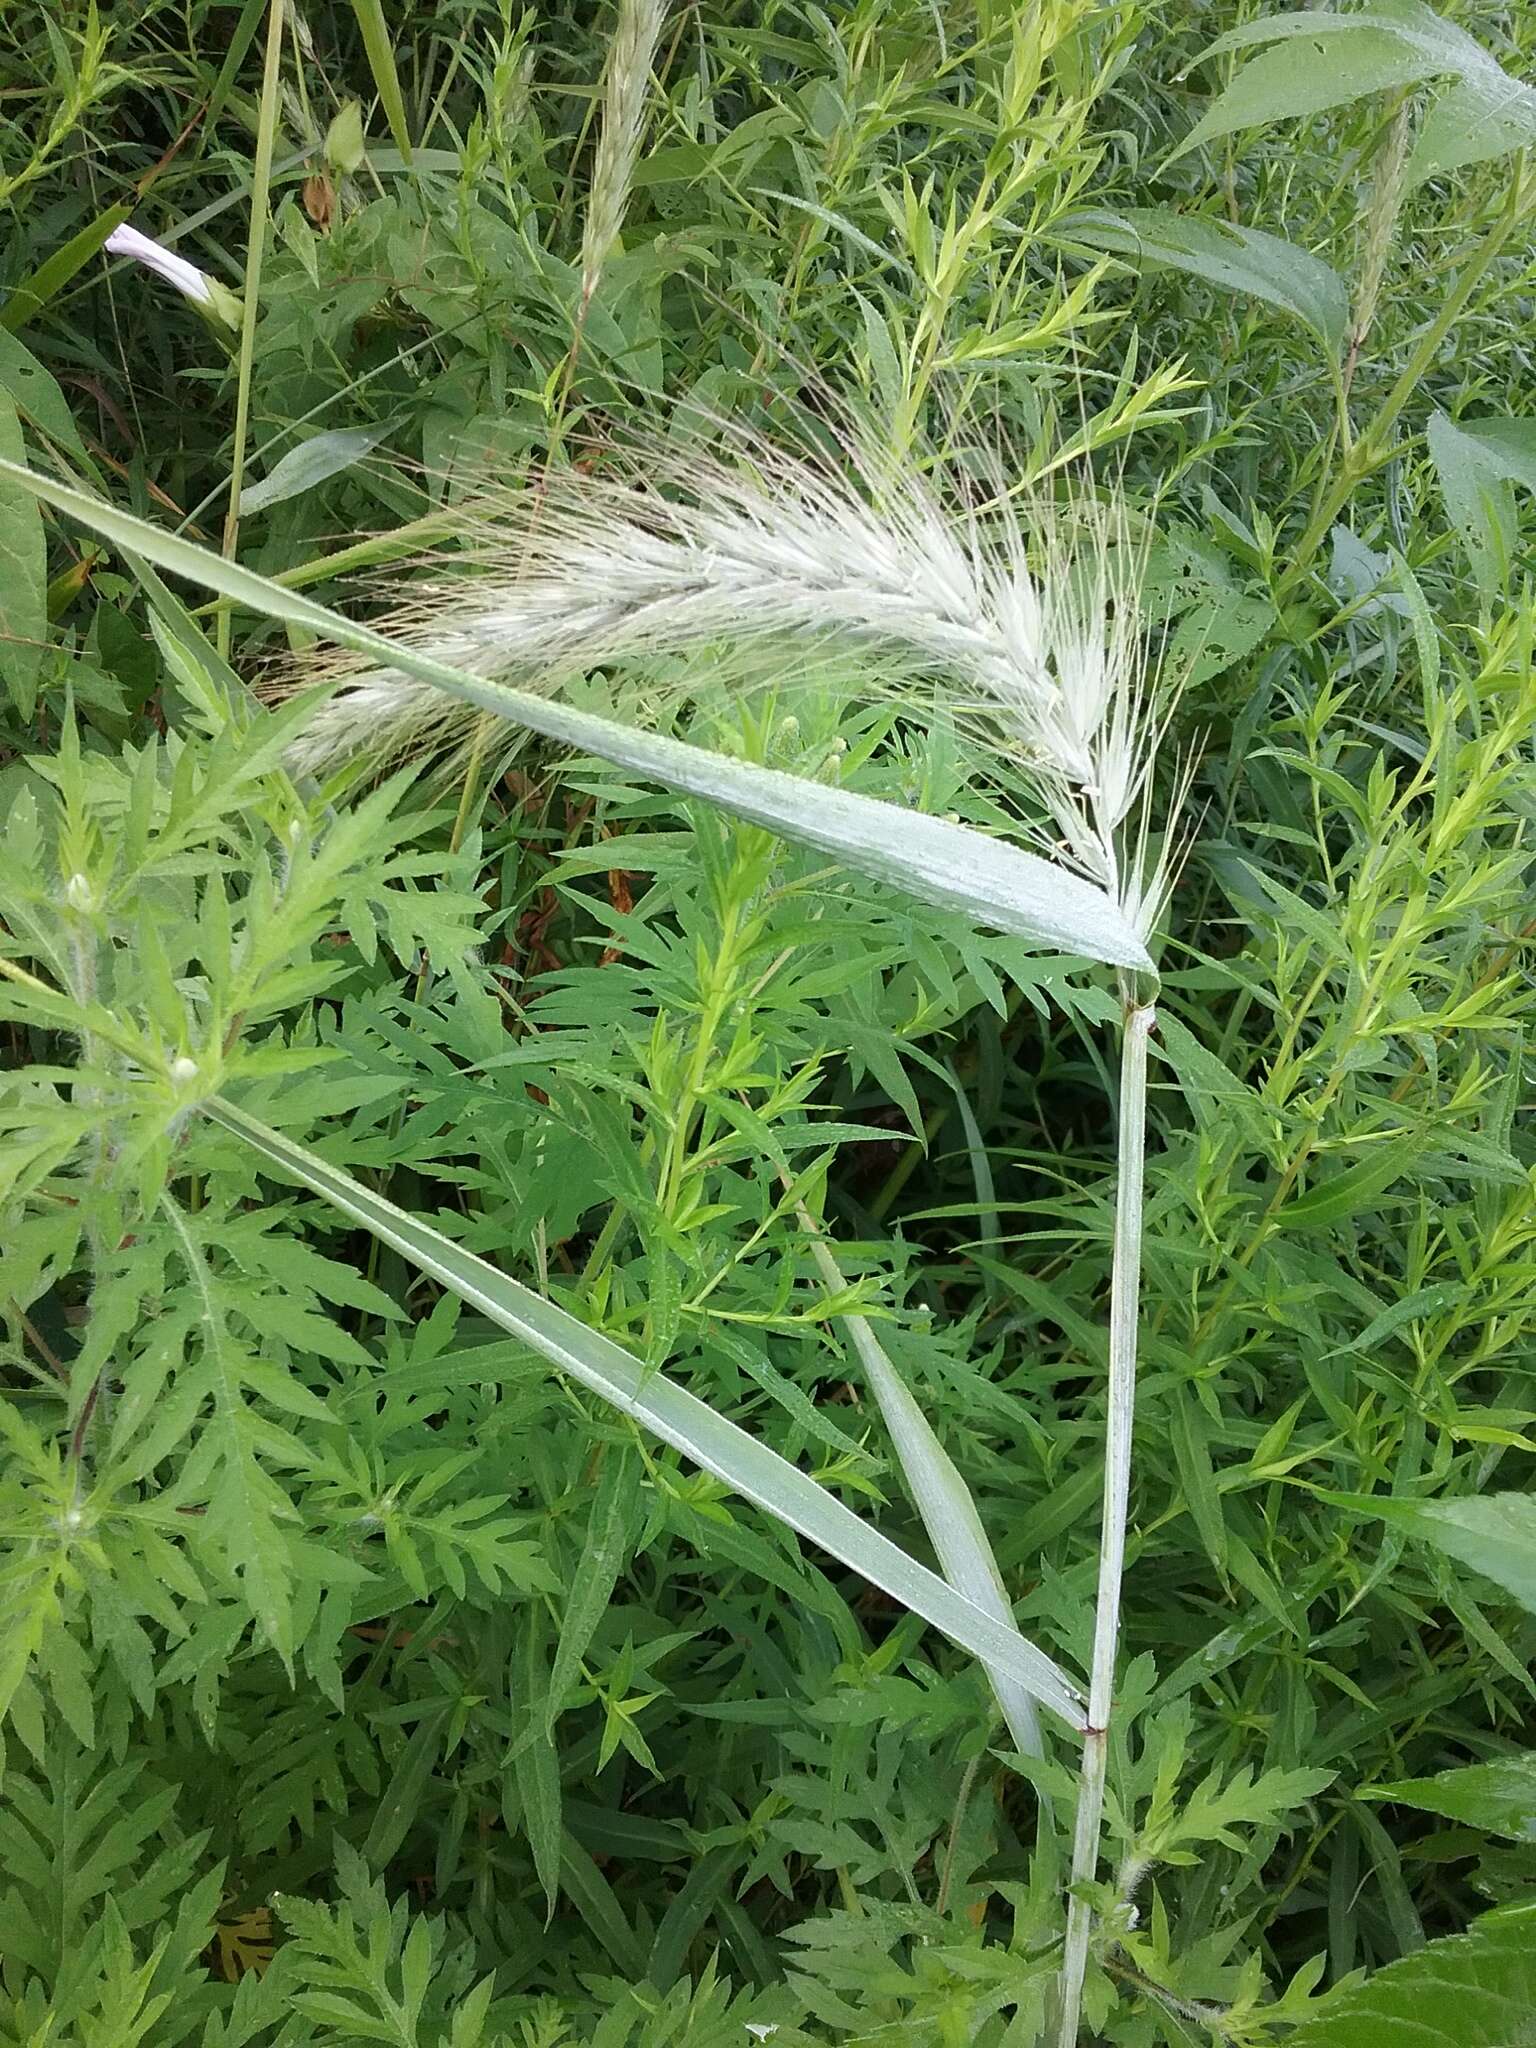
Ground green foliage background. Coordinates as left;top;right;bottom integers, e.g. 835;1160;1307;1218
1;1;1534;2042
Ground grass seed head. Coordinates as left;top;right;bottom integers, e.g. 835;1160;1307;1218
286;423;1185;943
580;0;668;309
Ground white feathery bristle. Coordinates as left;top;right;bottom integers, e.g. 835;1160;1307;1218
285;432;1181;946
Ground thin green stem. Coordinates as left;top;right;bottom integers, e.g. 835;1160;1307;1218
582;867;752;1301
937;1744;989;1918
1058;994;1155;2048
656;894;744;1219
217;0;286;661
1278;164;1527;603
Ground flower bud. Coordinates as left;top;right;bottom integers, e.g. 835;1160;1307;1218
105;224;243;333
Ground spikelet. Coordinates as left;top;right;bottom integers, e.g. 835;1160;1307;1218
1345;101;1412;390
580;0;667;310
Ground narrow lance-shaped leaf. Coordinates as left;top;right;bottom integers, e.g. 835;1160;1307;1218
239;425;394;516
546;1447;638;1734
1170;29;1441;162
347;0;413;163
797;1211;1043;1760
1058;208;1349;357
0;459;1150;972
207;1096;1086;1728
1171;3;1536;184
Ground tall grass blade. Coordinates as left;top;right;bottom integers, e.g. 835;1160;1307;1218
348;0;414;163
207;1095;1086;1726
219;0;286;660
0;460;1151;969
1;202;132;334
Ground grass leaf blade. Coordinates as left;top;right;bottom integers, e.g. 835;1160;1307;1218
207;1094;1086;1726
347;0;413;162
798;1216;1044;1759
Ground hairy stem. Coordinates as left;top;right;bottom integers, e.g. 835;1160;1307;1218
1058;994;1155;2048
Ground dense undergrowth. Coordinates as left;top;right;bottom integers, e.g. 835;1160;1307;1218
1;2;1535;2043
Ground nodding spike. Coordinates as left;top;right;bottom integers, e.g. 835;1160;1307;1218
274;428;1185;951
